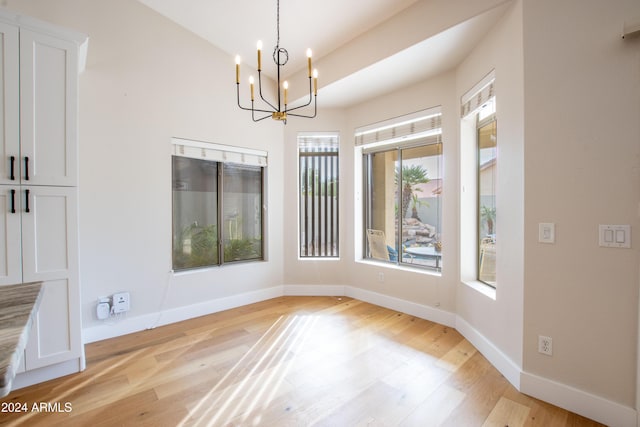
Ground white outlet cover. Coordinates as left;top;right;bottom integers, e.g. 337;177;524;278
538;223;555;244
538;335;553;356
112;292;130;313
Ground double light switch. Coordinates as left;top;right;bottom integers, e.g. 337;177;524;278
599;225;631;248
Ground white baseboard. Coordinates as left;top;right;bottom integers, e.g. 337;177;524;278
283;284;346;296
285;284;456;327
344;286;457;328
13;358;83;391
83;286;283;343
521;371;637;427
455;316;521;389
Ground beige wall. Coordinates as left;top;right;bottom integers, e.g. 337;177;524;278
522;0;639;407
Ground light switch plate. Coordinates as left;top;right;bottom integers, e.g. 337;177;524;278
538;223;555;244
599;225;631;248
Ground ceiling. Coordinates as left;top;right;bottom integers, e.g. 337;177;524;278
136;0;510;108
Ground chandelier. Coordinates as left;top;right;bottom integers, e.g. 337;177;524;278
235;0;318;124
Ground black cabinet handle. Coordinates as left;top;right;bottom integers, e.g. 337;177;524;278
10;189;15;214
9;156;15;180
24;156;29;181
24;189;30;213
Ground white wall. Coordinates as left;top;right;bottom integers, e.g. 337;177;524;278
455;0;525;379
522;0;640;408
5;0;285;334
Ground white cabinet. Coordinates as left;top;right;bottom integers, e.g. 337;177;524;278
20;29;79;187
0;10;86;384
23;187;81;369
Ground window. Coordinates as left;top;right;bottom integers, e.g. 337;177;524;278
477;103;496;286
298;133;339;258
359;109;443;271
172;156;219;270
222;164;264;263
171;139;266;270
460;72;497;292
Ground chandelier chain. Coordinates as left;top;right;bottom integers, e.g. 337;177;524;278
273;0;288;66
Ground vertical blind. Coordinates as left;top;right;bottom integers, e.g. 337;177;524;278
298;134;339;258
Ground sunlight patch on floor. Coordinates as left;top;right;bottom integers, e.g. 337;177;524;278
178;314;317;427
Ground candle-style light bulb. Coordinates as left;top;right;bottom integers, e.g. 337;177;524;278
249;75;255;101
283;81;289;105
235;55;241;83
313;69;318;95
306;48;312;77
257;40;263;71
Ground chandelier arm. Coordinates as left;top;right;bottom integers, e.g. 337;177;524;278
252;107;282;114
252;109;273;122
285;78;314;113
257;71;279;111
286;96;317;119
236;83;255;111
237;84;281;116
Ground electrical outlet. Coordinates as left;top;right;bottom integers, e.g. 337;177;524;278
112;292;130;313
538;335;553;356
378;272;384;283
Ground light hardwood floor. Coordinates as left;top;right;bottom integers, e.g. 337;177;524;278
0;296;604;426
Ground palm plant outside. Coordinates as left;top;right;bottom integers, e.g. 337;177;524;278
480;205;496;236
396;165;430;220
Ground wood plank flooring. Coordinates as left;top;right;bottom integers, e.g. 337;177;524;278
0;296;604;426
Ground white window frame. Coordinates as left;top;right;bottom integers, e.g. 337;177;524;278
171;138;268;271
460;72;497;299
354;107;443;273
297;132;340;259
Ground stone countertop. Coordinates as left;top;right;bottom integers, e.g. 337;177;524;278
0;282;43;398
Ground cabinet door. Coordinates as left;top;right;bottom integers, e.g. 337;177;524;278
21;186;78;283
0;23;19;186
20;29;78;186
21;186;80;369
0;185;21;285
24;277;81;369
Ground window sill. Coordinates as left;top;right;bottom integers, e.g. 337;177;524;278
171;259;266;275
357;259;442;277
462;280;496;300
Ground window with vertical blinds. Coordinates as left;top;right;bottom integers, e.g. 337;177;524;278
298;133;339;258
